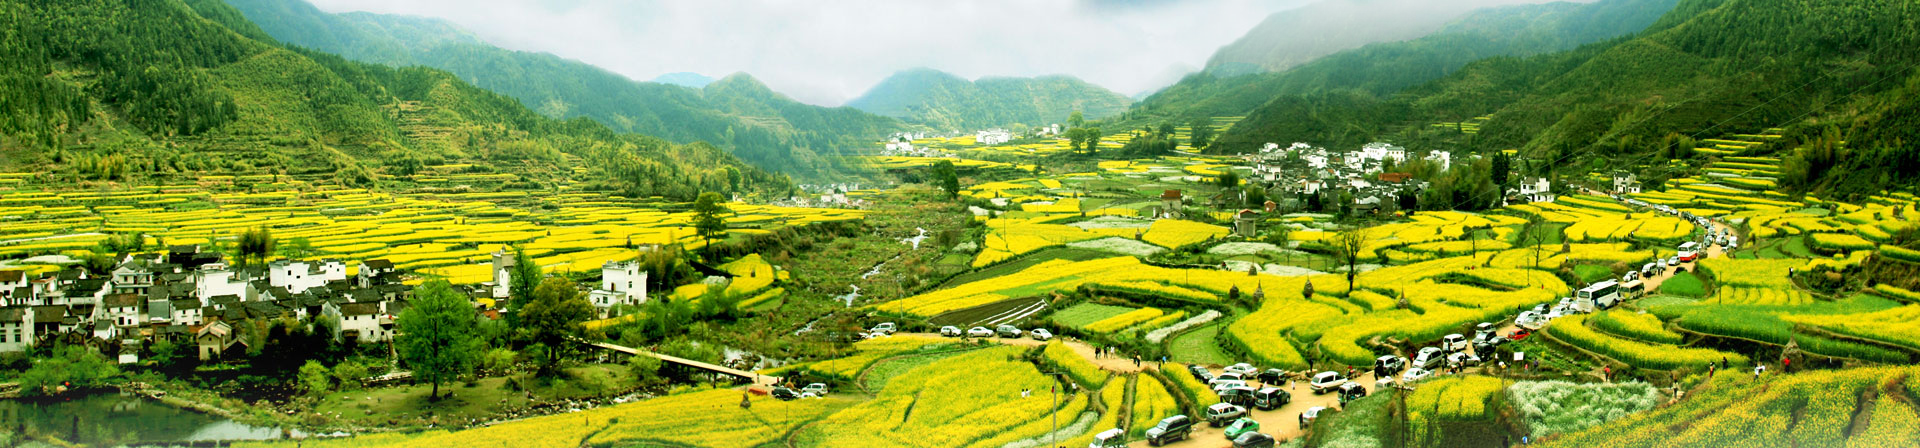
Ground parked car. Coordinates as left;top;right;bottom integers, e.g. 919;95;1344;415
1206;403;1247;427
1029;328;1053;341
1508;329;1532;341
1515;311;1545;330
1373;355;1406;377
1233;432;1277;448
967;326;994;337
1336;382;1368;403
1641;263;1658;275
996;325;1023;338
802;383;829;396
1375;377;1396;391
1208;372;1245;387
1309;371;1347;394
1442;334;1468;351
1413;347;1445;369
1447;352;1482;367
1622;271;1641;282
1256;368;1288;385
1253;387;1290;410
1219;386;1258;407
1144;415;1195;446
1088;428;1127;448
939;326;962;337
1188;365;1213;381
870;322;897;335
1224;363;1258;376
1299;407;1327;428
1223;417;1261;440
1212;380;1250;393
1473;323;1497;342
1402;367;1432;383
771;387;801;401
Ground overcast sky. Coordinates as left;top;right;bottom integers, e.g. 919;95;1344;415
304;0;1310;106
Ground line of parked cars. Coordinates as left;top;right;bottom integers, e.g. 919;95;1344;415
938;324;1052;341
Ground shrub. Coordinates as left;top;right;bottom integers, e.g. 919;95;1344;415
1507;380;1663;437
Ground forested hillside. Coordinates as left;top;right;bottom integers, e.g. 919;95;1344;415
1126;0;1675;125
1211;0;1920;200
1202;0;1549;76
0;0;789;199
223;0;899;180
846;68;1132;131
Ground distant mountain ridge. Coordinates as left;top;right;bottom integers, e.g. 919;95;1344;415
1203;0;1554;76
846;68;1132;131
1125;0;1674;126
652;72;715;88
222;0;901;180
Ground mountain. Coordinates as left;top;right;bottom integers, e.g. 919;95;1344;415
1211;0;1920;199
221;0;900;180
0;0;788;200
1126;0;1676;125
1203;0;1554;77
846;68;1133;131
652;72;715;89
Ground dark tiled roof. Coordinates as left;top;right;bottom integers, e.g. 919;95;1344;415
103;293;142;308
0;307;24;323
363;259;394;270
0;270;22;283
171;299;202;310
67;278;107;298
339;302;382;316
31;305;62;323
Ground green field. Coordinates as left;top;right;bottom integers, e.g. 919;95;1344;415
1050;303;1139;328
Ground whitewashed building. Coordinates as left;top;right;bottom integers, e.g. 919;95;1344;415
589;260;649;310
194;263;249;303
491;250;516;299
0;307;33;353
1519;177;1555;203
976;129;1013;145
269;259;345;295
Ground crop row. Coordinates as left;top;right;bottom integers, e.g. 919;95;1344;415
1546;315;1746;371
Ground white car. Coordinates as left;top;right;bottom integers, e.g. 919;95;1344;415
1208;372;1246;387
967;326;994;337
1224;363;1258;376
940;326;962;337
1413;347;1445;368
1442;334;1468;352
1211;380;1249;393
1402;367;1432;383
1667;256;1682;267
1447;352;1482;367
1309;371;1347;394
870;322;897;335
802;383;829;396
1029;328;1053;341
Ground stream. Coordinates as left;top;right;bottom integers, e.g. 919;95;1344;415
0;391;320;446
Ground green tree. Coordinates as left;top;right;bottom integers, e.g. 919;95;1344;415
237;226;276;266
520;277;594;375
627;355;664;389
1188;118;1214;149
18;345;120;396
281;237;314;259
397;280;481;400
929;160;960;200
1068;110;1085;129
298;360;333;397
1217;171;1241;190
693;192;729;253
508;246;541;313
1490;151;1513;190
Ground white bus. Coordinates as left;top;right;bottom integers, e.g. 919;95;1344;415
1677;242;1700;262
1575;280;1622;312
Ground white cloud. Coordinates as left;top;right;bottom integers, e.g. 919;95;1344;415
303;0;1308;105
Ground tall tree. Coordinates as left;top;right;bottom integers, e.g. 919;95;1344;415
1330;227;1369;291
693;192;730;253
1490;151;1513;191
508;246;541;314
397;280;480;400
1189;118;1214;149
520;277;595;375
237;226;275;265
1068;110;1085;129
929;160;960;200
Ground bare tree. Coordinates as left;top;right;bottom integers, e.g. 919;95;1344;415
1331;227;1369;292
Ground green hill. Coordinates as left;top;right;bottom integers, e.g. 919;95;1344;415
221;0;900;180
1210;0;1920;199
0;0;788;199
1127;0;1676;125
846;68;1132;131
1203;0;1545;77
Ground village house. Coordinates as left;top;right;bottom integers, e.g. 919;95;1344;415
358;259;397;288
196;320;245;361
268;259;346;295
589;260;649;311
490;250;516;299
0;307;33;353
329;302;395;344
976;129;1012;145
0;270;27;305
112;259;158;296
100;293;143;328
1234;210;1261;238
1613;172;1643;194
194;263;249;302
1159;190;1184;219
1517;177;1555;203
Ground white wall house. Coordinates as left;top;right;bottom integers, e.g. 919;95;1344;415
329;302;393;343
269;260;345;295
1613;173;1642;194
0;307;33;353
195;264;248;303
976;129;1013;146
589;260;649;309
1519;177;1555;203
1425;151;1452;171
491;250;516;299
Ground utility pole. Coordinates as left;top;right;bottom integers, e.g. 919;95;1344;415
1043;371;1065;447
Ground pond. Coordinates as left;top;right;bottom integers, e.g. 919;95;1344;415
0;392;300;446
